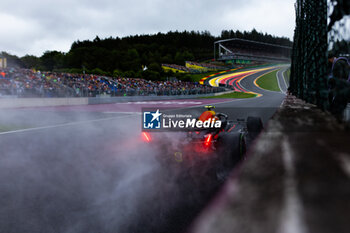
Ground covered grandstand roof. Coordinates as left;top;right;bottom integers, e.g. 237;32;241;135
214;38;292;62
214;38;292;49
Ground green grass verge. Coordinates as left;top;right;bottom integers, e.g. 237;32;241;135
284;68;290;84
200;92;257;99
256;70;281;92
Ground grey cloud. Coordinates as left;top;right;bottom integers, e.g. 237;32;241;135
0;0;295;56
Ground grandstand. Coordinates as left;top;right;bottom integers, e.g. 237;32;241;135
214;38;292;63
0;55;7;68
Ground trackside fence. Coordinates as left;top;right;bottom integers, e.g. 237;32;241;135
290;0;350;120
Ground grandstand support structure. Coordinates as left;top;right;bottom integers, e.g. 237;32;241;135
214;38;292;63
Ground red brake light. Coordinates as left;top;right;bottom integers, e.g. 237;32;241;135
142;132;151;142
204;134;212;147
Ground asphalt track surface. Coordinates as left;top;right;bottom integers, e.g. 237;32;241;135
0;66;288;233
277;67;289;94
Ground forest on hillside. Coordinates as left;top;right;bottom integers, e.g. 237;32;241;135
3;29;292;79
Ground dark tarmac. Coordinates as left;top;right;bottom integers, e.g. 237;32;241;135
0;67;287;233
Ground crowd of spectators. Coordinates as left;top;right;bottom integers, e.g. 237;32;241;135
0;68;69;97
0;68;224;98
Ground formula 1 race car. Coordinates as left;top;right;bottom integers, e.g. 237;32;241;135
141;106;263;181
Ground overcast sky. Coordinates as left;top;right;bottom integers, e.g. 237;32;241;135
1;0;296;57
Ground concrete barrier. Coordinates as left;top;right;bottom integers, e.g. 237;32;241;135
190;95;350;233
0;90;234;108
87;91;234;105
0;97;88;109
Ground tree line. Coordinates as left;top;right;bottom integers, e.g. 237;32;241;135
3;29;292;80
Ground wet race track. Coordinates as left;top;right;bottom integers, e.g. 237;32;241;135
0;68;287;233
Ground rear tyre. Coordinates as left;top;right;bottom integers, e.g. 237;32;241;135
247;116;263;139
215;132;246;181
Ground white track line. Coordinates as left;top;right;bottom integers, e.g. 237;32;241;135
278;139;306;233
0;115;135;135
0;92;263;136
276;69;286;94
0;100;243;135
282;68;289;89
